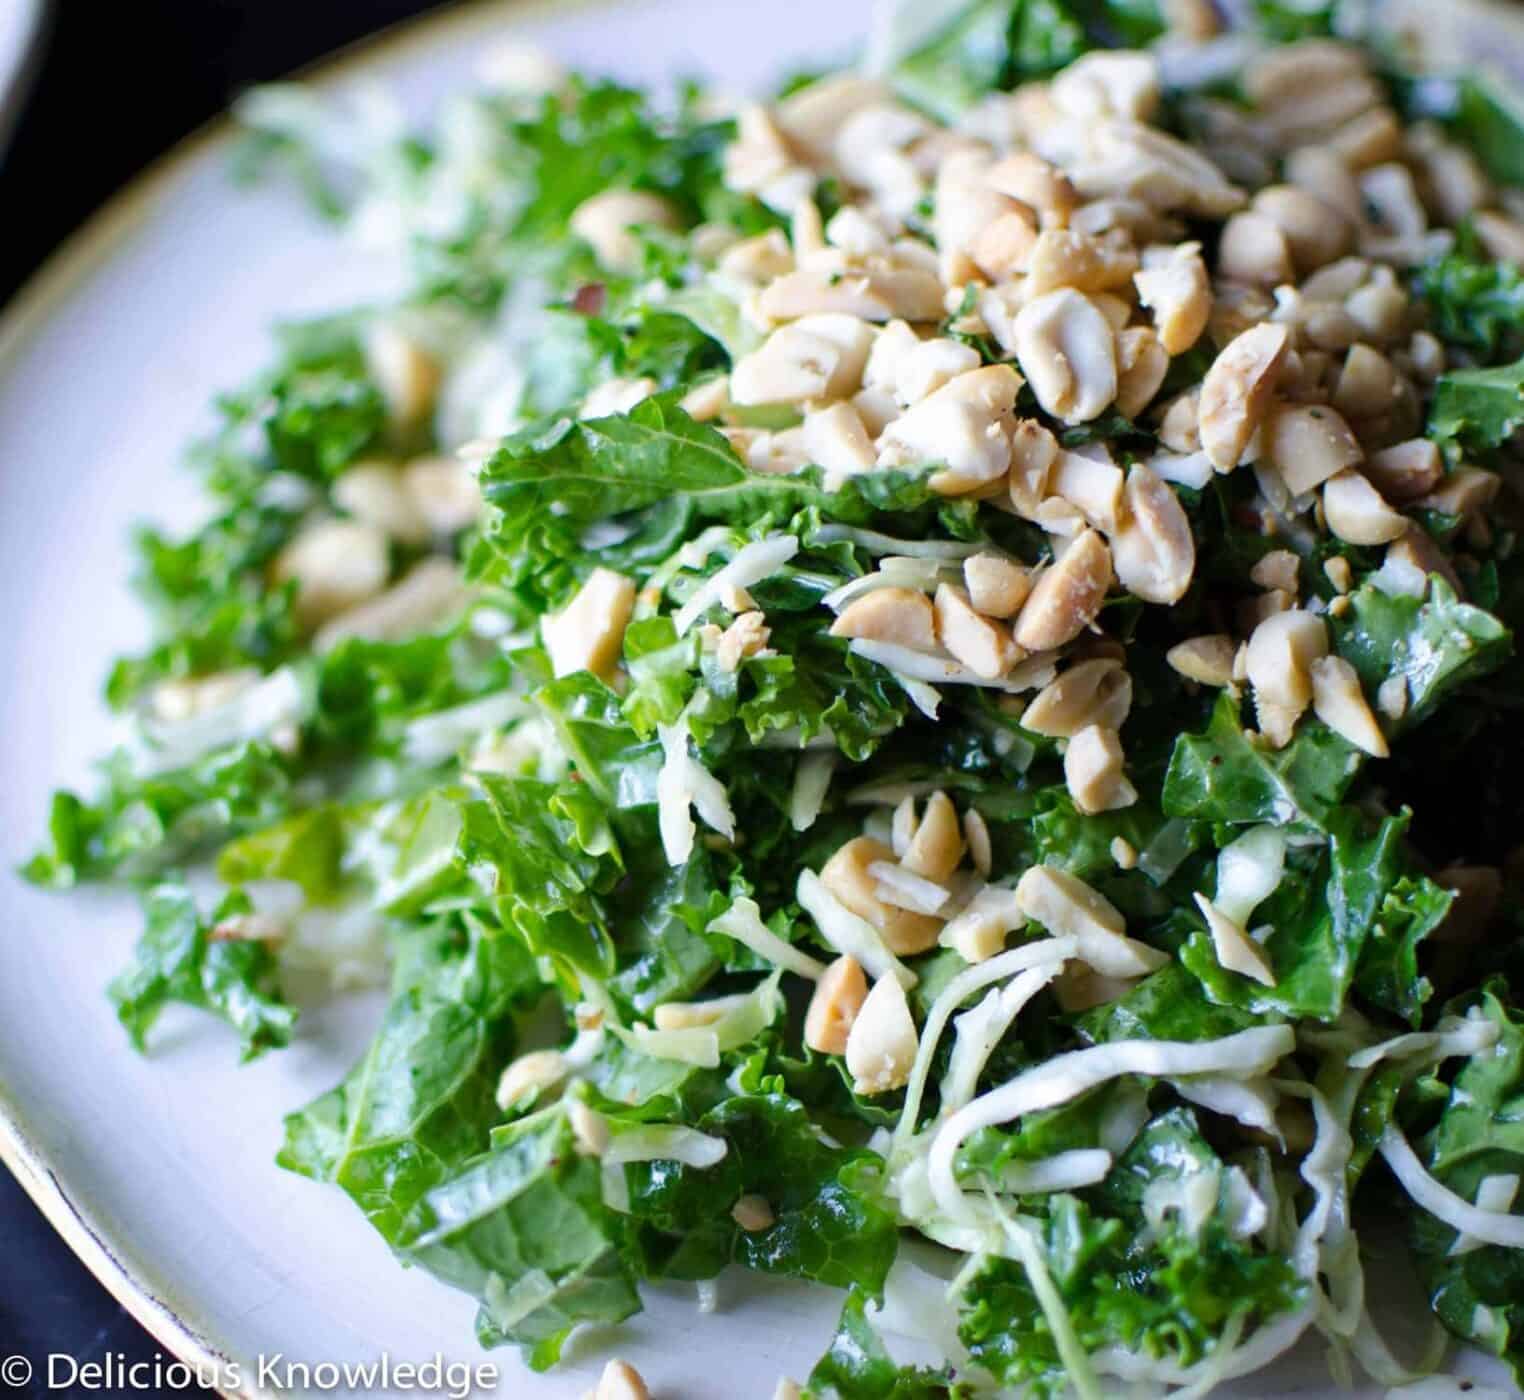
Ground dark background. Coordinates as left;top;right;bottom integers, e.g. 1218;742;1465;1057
0;3;445;1389
1;1;450;308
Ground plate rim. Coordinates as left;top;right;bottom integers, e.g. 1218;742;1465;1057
0;1;592;1390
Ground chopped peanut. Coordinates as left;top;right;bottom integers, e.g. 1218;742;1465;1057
1364;439;1443;502
364;323;440;430
878;365;1023;494
845;974;919;1094
830;587;939;652
1016;865;1166;977
1199;323;1290;471
570;190;678;272
1250;550;1300;595
1026;228;1140;296
964;554;1031;619
1013;530;1114;652
1110;465;1196;605
1008;419;1061;516
1322;470;1408;546
1310;655;1389;757
568;1100;610;1158
731;1194;776;1232
804;955;869;1056
940;886;1022;964
1135;242;1212;355
1115;327;1170;421
1246;610;1329;748
1157;389;1202;454
1324;556;1354;594
274;519;391;632
1065;724;1137;814
1265;404;1363;495
1219;211;1294;287
1167;635;1237;688
985;152;1078;228
964;808;993;878
1253;184;1352;272
402;456;484;535
1195;893;1276;986
593;1359;651;1400
1052;449;1124;534
802;401;876;484
731;315;875;405
820;837;942;954
542;568;637;682
717;612;771;672
934;584;1022;679
1014;289;1119;425
901;790;964;883
1474;210;1524;267
496;1050;570;1113
1023;658;1132;738
1416;467;1501;522
334;461;430;546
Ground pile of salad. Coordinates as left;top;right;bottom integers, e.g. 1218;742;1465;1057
27;0;1524;1394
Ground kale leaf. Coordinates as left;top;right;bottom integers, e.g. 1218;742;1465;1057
111;884;297;1060
1407;987;1524;1383
959;1110;1303;1396
1162;693;1361;830
807;1290;975;1400
1430;358;1524;457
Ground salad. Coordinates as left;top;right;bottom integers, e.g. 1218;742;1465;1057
24;1;1524;1395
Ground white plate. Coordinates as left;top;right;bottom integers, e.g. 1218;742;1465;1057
0;3;1515;1397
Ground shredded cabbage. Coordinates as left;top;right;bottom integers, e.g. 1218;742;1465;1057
796;870;918;988
928;1027;1295;1219
1380;1123;1524;1250
812;524;984;558
892;937;1080;1157
1347;1012;1499;1070
991;1196;1105;1400
136;666;307;773
850;639;1056;692
604;1123;729;1168
657;716;736;865
941;967;1058;1117
1451;1175;1522;1256
1171;1074;1282;1142
673;533;799;634
403;690;532;765
821;558;955;611
870;859;952;915
1214;825;1287;927
992;1148;1113;1195
707;896;827;981
614;972;783;1068
788;751;836;833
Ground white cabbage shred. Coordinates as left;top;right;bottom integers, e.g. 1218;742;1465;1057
657;715;736;865
673;533;799;635
797;870;918;988
707;896;827;980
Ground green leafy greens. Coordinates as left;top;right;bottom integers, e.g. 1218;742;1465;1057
24;3;1524;1395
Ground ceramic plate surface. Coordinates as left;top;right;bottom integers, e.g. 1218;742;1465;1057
0;3;1516;1397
